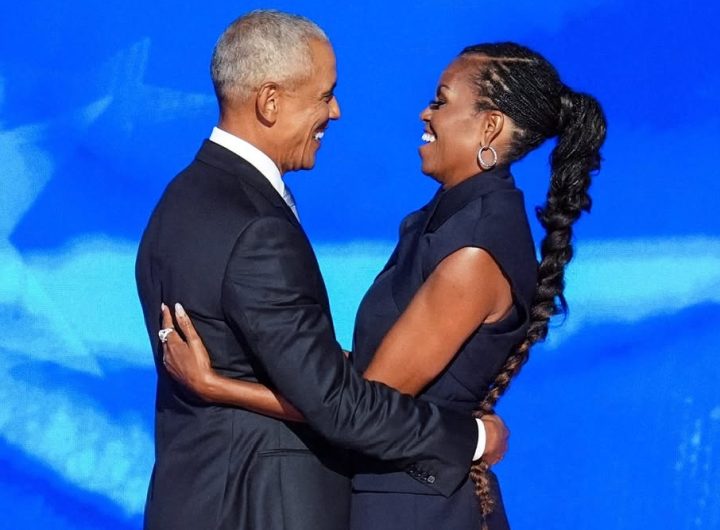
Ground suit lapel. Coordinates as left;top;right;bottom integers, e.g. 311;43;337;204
194;140;332;324
195;140;301;229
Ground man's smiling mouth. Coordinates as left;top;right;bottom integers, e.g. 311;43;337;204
421;132;436;143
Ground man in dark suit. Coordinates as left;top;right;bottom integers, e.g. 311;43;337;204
136;10;506;530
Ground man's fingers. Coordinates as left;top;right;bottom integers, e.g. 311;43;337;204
174;303;200;342
481;414;510;441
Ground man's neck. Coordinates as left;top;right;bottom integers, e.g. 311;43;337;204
217;116;283;175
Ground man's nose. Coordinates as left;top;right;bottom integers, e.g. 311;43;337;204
329;96;341;120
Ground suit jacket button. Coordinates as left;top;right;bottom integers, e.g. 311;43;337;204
427;475;436;484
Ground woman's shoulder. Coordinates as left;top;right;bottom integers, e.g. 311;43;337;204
422;189;538;305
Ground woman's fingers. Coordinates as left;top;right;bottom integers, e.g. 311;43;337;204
160;302;190;374
174;303;201;344
160;303;177;368
161;325;189;384
160;302;193;345
161;303;174;330
156;302;212;396
162;341;175;370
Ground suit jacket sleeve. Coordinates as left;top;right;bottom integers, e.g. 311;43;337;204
221;216;476;496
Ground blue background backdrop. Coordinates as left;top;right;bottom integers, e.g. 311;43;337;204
1;1;718;528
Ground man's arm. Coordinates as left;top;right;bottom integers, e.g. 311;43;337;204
161;304;508;466
220;216;476;495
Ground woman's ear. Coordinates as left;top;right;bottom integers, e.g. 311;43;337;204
480;110;505;147
255;82;280;126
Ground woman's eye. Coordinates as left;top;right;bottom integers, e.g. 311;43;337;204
429;99;445;110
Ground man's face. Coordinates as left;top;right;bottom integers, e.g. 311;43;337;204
275;39;340;173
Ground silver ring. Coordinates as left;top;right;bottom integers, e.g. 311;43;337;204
158;328;175;343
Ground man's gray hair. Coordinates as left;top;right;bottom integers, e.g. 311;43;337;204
211;10;328;104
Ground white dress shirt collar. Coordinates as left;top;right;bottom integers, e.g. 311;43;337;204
208;127;285;198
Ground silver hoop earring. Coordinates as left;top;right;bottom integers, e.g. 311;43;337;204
478;145;497;170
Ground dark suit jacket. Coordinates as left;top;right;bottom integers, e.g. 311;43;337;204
136;140;477;530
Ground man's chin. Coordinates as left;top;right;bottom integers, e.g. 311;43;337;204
301;154;317;170
285;158;316;172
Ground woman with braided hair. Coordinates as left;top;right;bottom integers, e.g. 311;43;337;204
160;41;606;529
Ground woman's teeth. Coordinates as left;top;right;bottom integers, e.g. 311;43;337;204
421;132;436;143
313;131;325;141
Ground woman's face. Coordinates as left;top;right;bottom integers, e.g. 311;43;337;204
418;59;487;187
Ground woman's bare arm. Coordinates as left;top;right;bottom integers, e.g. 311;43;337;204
363;247;512;395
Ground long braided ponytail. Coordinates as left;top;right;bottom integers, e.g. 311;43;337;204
457;43;607;526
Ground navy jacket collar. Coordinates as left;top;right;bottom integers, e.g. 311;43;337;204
426;166;516;233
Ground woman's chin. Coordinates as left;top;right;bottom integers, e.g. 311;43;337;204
420;166;442;183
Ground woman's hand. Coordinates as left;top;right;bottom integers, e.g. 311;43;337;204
161;302;216;399
159;303;304;421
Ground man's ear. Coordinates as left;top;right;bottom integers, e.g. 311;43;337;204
256;82;280;126
479;110;505;147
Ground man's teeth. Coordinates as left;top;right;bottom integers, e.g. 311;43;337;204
421;132;436;143
314;131;325;141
